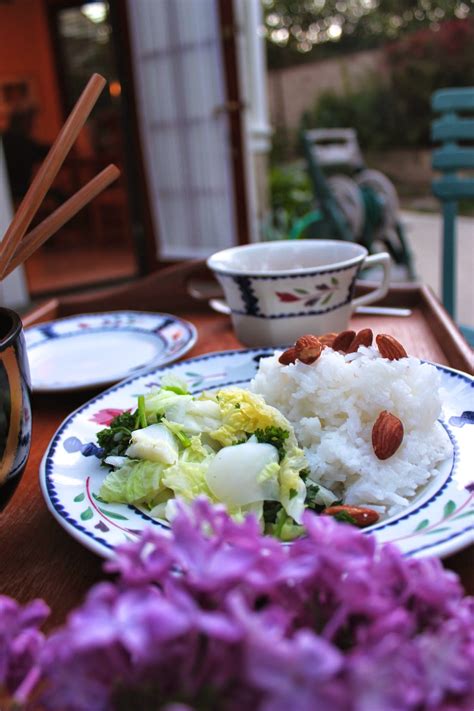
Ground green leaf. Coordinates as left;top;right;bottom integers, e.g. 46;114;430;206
80;507;93;521
185;371;201;377
92;493;107;503
415;518;430;531
321;293;332;305
425;527;451;535
443;500;456;518
73;493;85;503
99;508;129;521
294;288;309;294
331;277;339;285
452;510;474;520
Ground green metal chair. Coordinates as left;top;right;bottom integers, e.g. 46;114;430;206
431;87;474;344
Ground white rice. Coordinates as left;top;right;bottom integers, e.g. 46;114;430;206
250;346;451;516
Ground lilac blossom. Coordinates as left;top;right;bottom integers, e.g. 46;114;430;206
0;596;48;706
0;498;472;710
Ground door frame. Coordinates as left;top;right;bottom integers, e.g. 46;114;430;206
46;0;159;273
109;0;159;272
218;0;251;246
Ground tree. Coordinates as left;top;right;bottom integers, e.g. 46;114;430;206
263;0;473;68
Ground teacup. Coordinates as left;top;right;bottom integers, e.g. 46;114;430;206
207;240;391;347
0;308;32;510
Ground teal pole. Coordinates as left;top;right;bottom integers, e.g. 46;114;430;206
442;200;457;317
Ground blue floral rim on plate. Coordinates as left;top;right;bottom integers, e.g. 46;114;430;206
40;349;474;560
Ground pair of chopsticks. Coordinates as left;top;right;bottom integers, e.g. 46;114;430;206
0;73;120;280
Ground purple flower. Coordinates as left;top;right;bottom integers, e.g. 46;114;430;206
347;635;426;711
0;500;473;710
0;596;48;704
240;605;346;711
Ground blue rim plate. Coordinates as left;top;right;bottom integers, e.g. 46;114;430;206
39;348;474;559
25;311;197;392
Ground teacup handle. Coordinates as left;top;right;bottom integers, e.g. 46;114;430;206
351;252;391;311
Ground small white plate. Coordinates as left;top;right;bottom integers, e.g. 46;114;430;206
39;348;474;559
25;311;197;392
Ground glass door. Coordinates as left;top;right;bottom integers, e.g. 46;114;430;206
127;0;243;260
26;0;141;295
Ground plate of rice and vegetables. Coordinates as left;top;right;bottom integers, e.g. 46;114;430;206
40;328;474;559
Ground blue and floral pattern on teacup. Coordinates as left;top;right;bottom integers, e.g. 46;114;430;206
275;277;340;307
223;265;357;320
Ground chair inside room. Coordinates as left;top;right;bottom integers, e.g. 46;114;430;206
431;87;474;345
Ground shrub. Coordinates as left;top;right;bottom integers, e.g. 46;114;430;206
309;77;401;151
386;18;474;146
262;164;314;240
304;18;474;151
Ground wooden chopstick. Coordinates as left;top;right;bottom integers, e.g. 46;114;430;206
3;164;120;279
0;73;106;276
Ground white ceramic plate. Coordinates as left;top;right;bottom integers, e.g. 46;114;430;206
39;348;474;559
25;311;197;392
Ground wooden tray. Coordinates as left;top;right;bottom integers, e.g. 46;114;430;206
0;260;468;631
23;260;473;375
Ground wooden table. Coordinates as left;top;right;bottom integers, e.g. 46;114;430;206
1;262;472;630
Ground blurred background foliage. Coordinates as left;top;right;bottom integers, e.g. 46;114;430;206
264;1;474;227
277;17;474;153
262;164;314;239
263;0;472;68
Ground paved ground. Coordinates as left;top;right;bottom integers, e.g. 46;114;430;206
401;210;474;329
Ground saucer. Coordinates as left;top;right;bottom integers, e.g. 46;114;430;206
25;311;197;392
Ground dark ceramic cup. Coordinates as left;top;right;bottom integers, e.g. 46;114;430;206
0;308;32;509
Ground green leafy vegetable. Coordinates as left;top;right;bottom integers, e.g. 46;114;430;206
273;507;289;539
100;459;166;506
137;395;147;429
263;500;282;525
97;411;137;461
305;483;324;513
162;418;191;448
162;384;188;395
267;506;304;541
160;374;189;395
94;384;315;537
254;426;289;461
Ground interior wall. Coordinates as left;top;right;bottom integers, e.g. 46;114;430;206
0;0;62;144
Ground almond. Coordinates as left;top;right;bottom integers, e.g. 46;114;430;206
278;346;297;365
372;410;404;460
295;334;322;364
332;330;356;353
347;328;373;353
376;333;408;360
322;505;379;527
318;332;338;348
